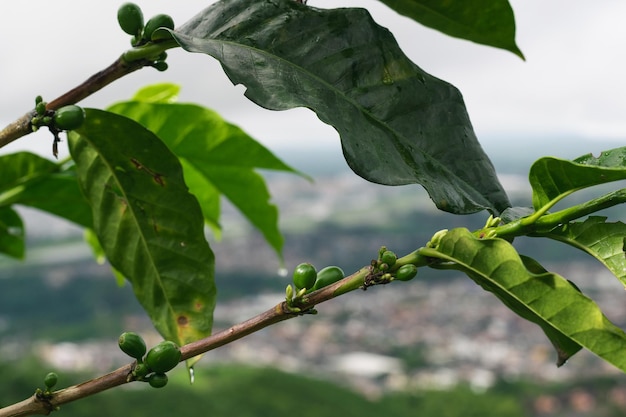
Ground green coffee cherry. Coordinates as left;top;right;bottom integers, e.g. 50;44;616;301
53;105;85;130
118;331;147;360
313;266;344;290
380;250;397;268
133;363;150;379
394;264;418;281
117;3;144;36
145;340;181;373
143;14;174;41
44;372;58;390
147;372;168;388
292;263;317;290
36;101;47;116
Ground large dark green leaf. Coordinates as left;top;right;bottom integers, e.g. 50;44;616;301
68;109;216;349
530;146;626;210
421;228;626;370
170;0;510;215
376;0;523;58
108;98;301;257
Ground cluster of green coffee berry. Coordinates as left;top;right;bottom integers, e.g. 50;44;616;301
288;248;419;302
118;332;181;388
117;3;174;71
370;247;418;283
284;264;344;311
31;96;85;133
293;264;344;293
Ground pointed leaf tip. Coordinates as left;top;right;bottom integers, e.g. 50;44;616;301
377;0;524;59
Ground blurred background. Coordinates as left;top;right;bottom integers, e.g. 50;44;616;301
2;1;626;416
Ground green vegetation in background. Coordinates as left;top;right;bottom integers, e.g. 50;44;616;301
0;360;526;417
3;359;625;417
0;261;144;341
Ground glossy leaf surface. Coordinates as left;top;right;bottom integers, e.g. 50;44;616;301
377;0;523;58
109;96;301;257
541;216;626;287
422;228;626;370
68;109;216;348
530;147;626;210
170;0;510;215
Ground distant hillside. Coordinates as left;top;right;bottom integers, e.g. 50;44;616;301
481;135;624;174
272;135;625;177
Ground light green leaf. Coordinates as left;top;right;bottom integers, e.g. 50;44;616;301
541;216;626;287
132;83;181;103
0;152;91;259
68;109;216;349
0;152;92;230
0;151;56;184
0;206;24;259
108;99;301;258
169;0;511;215
421;228;626;370
530;146;626;210
84;228;106;265
179;159;221;238
377;0;524;58
5;169;92;228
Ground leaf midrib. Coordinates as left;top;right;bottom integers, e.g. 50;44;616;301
422;241;583;342
86;136;179;329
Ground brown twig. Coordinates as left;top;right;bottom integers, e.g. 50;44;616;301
0;56;147;150
0;267;373;417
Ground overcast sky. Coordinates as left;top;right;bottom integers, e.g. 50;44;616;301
2;1;626;160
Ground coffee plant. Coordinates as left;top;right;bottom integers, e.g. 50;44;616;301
2;1;626;415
